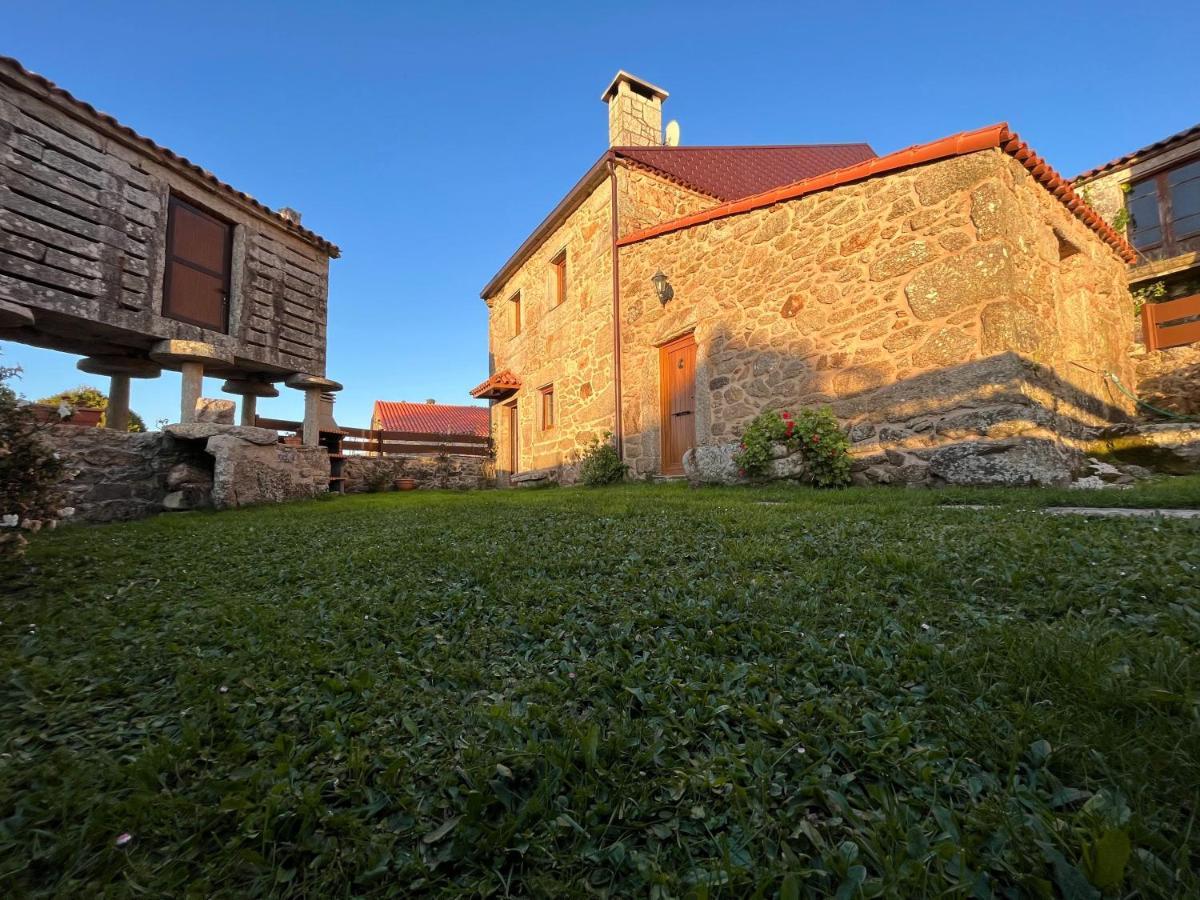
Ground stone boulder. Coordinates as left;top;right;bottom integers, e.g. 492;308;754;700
684;442;743;486
206;435;328;509
928;438;1080;487
683;441;809;485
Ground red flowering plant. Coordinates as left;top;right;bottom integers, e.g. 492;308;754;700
731;406;851;487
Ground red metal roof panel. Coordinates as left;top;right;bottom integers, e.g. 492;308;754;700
616;144;878;202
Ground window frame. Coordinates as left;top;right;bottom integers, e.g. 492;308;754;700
162;193;233;333
539;383;555;431
509;291;522;338
550;248;567;307
1124;152;1200;253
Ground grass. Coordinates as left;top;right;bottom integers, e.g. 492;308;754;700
1;480;1198;897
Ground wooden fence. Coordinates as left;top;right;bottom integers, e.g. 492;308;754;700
338;426;491;457
1142;293;1200;351
254;417;491;457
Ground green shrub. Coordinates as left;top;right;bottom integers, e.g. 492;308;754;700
578;432;628;486
37;385;146;432
1;362;66;557
733;406;851;487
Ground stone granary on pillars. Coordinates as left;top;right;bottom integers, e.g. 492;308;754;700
475;71;1138;487
0;56;341;443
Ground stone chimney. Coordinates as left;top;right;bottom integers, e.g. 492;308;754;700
602;71;668;147
278;207;302;225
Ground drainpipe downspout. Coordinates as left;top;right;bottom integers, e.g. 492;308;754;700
608;155;624;458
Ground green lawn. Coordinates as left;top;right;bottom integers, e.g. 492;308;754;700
2;481;1199;898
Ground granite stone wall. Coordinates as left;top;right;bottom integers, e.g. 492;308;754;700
48;425;210;522
342;454;491;492
484;164;712;485
617;148;1136;482
46;423;329;522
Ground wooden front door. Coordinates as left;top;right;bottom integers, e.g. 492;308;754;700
659;333;696;475
506;402;519;476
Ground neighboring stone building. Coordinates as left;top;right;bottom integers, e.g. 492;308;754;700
0;55;342;443
476;72;1138;487
1074;124;1200;415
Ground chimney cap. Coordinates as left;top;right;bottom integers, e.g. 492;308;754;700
601;70;668;103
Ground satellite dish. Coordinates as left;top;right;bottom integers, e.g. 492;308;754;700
665;120;681;147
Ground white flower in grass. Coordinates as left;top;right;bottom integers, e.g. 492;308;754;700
115;832;133;847
838;632;846;639
796;746;806;754
219;686;228;694
921;623;930;631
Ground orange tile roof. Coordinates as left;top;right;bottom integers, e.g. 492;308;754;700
372;401;490;437
0;55;339;257
469;370;522;400
618;123;1135;263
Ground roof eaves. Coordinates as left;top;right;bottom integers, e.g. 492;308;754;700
1073;121;1200;184
0;56;341;258
618;123;1135;264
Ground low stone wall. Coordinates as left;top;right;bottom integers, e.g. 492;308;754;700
342;453;492;492
46;423;329;523
48;426;212;523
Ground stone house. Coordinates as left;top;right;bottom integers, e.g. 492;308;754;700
0;55;341;443
475;72;1138;487
1074;124;1200;414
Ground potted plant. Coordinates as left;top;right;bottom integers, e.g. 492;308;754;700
394;476;416;491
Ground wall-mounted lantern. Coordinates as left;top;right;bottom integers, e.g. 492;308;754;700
651;270;674;305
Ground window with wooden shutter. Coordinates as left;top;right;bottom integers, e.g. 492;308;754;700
551;249;567;306
510;291;522;337
163;195;232;332
540;384;555;430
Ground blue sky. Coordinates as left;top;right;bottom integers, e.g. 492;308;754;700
3;0;1197;427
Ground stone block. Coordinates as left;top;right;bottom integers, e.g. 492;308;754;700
194;398;235;425
904;243;1012;320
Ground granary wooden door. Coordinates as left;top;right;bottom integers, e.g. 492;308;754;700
506;402;519;476
659;333;696;475
163;196;231;332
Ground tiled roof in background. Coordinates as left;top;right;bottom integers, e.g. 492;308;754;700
372;401;490;437
1073;121;1200;183
617;144;877;201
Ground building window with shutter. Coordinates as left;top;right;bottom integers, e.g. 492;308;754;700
163;195;232;332
551;249;567;306
510;291;522;337
1126;157;1200;251
540;384;555;430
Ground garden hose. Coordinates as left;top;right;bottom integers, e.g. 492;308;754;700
1069;360;1198;422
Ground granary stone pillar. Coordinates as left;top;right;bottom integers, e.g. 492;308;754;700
77;355;162;431
220;378;280;427
284;373;343;446
149;340;234;425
